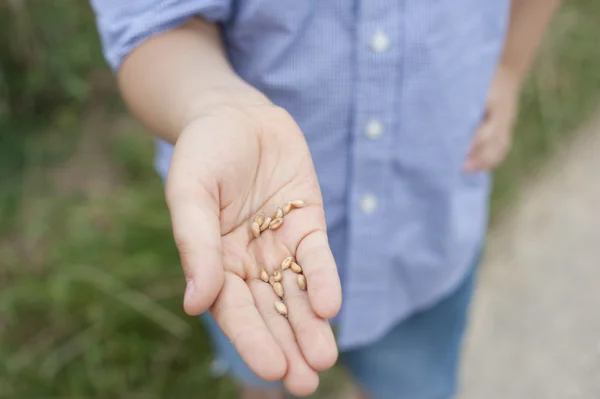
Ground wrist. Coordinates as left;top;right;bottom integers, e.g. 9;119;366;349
178;90;282;145
180;85;272;134
173;83;274;144
495;62;524;97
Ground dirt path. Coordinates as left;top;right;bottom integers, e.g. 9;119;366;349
460;112;600;399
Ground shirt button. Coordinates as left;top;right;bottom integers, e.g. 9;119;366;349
365;119;384;139
370;31;390;53
360;194;378;215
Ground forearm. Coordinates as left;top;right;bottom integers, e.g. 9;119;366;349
118;17;269;144
500;0;562;86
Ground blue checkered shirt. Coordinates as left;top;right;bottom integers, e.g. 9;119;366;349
91;0;510;350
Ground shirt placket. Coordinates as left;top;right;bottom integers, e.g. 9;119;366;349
346;2;401;295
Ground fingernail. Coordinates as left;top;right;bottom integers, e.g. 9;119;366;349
184;279;195;304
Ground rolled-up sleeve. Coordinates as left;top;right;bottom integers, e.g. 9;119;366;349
90;0;232;71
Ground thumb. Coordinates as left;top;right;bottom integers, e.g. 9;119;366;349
464;115;492;172
166;153;224;316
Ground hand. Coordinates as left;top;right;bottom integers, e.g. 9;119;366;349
166;104;341;396
463;66;521;172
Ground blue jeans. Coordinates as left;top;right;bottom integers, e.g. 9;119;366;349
201;261;478;399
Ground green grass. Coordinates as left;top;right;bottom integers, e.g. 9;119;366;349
490;0;600;215
1;1;600;398
0;122;235;398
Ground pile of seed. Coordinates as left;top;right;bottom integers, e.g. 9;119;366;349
250;199;305;238
250;200;307;317
260;256;306;317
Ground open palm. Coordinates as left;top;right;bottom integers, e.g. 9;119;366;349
166;105;341;396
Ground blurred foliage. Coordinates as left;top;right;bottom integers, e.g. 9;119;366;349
0;0;600;398
0;0;105;121
492;0;600;213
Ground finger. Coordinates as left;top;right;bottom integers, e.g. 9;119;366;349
211;273;287;381
476;140;509;171
467;125;512;172
166;161;224;315
295;229;342;319
249;279;320;397
282;269;338;371
251;201;342;319
464;121;493;172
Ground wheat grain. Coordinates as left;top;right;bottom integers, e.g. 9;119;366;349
260;217;271;232
274;300;288;316
251;222;261;238
296;274;307;291
269;218;283;230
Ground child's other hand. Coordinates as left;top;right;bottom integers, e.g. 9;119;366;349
166;104;340;396
463;66;520;172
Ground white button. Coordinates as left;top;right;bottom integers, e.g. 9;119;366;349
365;119;384;139
360;194;378;215
370;31;390;52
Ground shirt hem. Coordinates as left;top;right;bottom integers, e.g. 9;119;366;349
338;246;481;351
